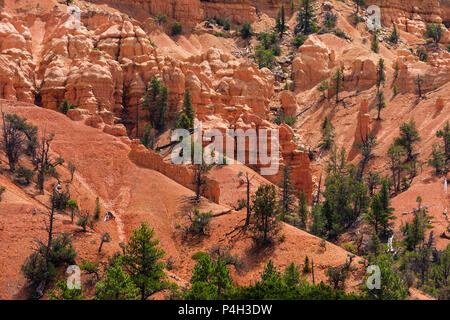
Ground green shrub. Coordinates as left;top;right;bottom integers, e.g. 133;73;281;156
15;166;34;185
416;47;428;62
40;233;77;265
21;252;50;286
273;112;297;126
0;186;5;202
172;21;182;36
191;251;209;260
240;22;253;39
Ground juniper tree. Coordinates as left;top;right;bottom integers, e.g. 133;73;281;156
332;68;344;103
122;222;169;300
250;184;281;245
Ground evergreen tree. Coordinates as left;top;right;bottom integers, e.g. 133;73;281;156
436;121;450;164
142;76;168;131
49;280;84;300
376;58;385;93
279;165;297;219
276;5;287;37
318;116;335;150
332;68;344;103
140;123;153;149
371;31;380;53
428;144;446;174
366;179;395;237
185;255;233;299
352;0;366;14
95;265;139;300
317;79;330;100
122;223;168;300
363;254;408;300
387;143;405;193
414;74;424;98
183;88;195;129
394;119;421;161
365;170;381;196
297;190;309;230
283;262;301;287
251;184;281;245
389;24;400;44
295;0;317;35
375;91;386;120
425;23;443;46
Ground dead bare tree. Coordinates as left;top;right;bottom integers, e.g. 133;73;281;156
35;132;64;194
238;171;255;226
98;232;111;252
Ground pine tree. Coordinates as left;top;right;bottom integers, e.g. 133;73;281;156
95;265;139;300
295;0;317;35
251;184;281;245
276;5;287;37
283;262;301;287
387;143;406;192
318;116;335;150
371;31;380;53
142;76;168;131
376;58;385;93
376;91;386;120
317;79;330;100
332;68;344;103
389;24;400;44
415;74;424;98
394;119;421;161
436;121;450;163
279;165;297;219
183;88;195;128
122;223;168;300
186;255;233;299
297;190;309;230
